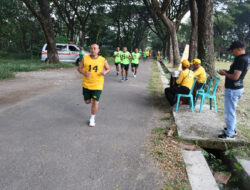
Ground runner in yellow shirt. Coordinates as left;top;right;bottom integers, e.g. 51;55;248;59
192;58;206;89
165;60;194;106
78;44;110;127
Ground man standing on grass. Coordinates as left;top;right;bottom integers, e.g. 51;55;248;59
120;47;131;81
113;47;122;76
218;40;249;139
131;48;141;78
78;44;110;127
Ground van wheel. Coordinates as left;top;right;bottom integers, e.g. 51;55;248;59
75;59;80;66
45;58;48;63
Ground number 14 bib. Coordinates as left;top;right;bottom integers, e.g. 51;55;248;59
82;55;105;90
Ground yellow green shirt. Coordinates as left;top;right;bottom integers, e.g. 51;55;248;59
120;51;131;65
176;69;194;90
131;52;140;64
82;55;105;90
194;66;206;83
114;51;122;63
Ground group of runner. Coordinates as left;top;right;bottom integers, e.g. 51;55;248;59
113;47;142;81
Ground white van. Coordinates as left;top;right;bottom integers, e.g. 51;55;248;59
41;43;82;65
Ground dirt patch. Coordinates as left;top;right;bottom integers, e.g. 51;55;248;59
0;68;80;109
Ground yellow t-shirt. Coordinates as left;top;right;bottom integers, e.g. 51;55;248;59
82;55;105;90
194;66;206;83
176;69;194;90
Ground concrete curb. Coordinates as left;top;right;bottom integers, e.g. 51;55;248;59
156;61;169;89
183;150;219;190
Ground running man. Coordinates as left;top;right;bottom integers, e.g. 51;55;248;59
78;44;110;127
120;47;131;81
113;47;122;76
131;48;141;78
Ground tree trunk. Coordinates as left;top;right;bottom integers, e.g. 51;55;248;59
116;20;121;47
167;35;173;64
170;28;180;67
188;0;198;62
197;0;215;77
162;38;167;58
80;25;86;47
160;14;180;67
69;25;74;42
22;0;59;64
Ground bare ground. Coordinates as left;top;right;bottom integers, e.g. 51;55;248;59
0;67;80;109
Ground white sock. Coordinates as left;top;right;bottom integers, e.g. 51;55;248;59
90;114;95;120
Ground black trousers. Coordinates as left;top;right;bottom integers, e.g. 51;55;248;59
196;82;204;90
165;86;190;106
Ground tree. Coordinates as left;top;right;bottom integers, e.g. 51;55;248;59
22;0;59;63
53;0;77;41
188;0;198;61
135;1;169;58
143;0;189;66
197;0;215;77
66;0;94;47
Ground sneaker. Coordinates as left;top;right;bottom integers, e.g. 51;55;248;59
224;128;237;135
121;77;124;81
125;78;128;81
218;133;235;139
89;119;95;127
134;74;136;78
116;72;119;76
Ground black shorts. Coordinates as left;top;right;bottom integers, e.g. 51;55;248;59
115;62;120;66
82;88;102;101
131;63;139;68
121;64;129;71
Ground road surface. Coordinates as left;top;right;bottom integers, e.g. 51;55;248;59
0;60;163;190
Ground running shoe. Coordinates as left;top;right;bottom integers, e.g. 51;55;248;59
89;119;95;127
218;133;235;139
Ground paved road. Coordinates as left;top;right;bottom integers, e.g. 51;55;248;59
0;60;163;190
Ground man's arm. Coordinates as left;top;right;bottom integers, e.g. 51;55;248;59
176;71;184;85
77;60;84;74
218;70;241;80
78;59;91;78
100;60;110;76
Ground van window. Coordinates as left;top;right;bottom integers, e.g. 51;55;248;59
45;45;67;51
69;45;77;51
56;45;67;51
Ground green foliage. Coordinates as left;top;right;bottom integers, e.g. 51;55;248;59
214;0;250;56
178;19;192;43
202;149;228;172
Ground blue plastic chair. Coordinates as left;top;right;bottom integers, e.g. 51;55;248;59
175;77;198;112
195;77;221;113
196;73;209;94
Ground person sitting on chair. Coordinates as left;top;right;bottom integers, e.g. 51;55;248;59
165;60;194;106
192;58;206;89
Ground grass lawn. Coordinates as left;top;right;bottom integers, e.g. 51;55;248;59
215;61;250;142
0;58;75;80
